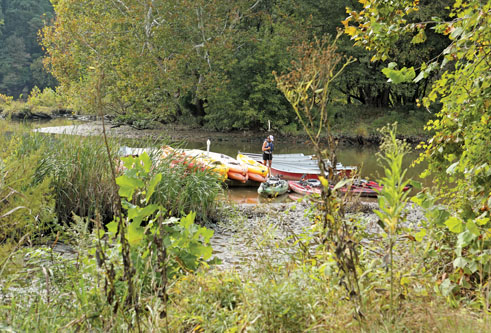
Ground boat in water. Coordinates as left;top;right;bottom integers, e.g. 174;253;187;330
257;177;289;197
241;152;356;180
288;179;322;195
236;153;268;183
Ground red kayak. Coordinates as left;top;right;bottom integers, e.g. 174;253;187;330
362;180;412;192
332;183;378;197
288;179;323;195
331;180;411;197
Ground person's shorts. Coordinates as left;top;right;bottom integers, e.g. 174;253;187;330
263;152;272;161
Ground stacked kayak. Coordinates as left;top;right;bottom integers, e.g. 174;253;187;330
258;177;289;197
185;150;249;183
236;153;268;183
162;147;229;180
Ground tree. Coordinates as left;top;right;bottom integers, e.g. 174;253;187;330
42;0;310;130
42;1;259;121
336;0;450;108
203;0;308;130
344;0;490;301
0;0;55;97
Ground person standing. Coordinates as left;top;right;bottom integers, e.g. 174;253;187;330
262;135;274;177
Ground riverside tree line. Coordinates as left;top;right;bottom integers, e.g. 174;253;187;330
1;0;449;130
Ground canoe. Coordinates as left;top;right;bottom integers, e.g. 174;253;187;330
360;180;412;192
328;179;411;197
288;179;322;195
257;177;289;197
331;183;378;197
241;152;356;180
270;163;322;181
272;160;356;178
241;152;307;161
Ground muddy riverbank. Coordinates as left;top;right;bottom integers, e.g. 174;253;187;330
32;119;429;146
209;200;425;269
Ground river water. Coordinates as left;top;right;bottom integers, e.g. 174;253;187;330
184;139;428;203
6;119;429;203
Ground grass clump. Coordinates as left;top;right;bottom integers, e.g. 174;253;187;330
32;134;119;223
0;128;55;244
152;152;223;223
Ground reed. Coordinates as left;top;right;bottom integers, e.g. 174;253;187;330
151;152;223;223
28;133;118;224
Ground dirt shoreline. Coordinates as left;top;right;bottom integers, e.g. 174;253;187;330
209;200;425;269
32;119;429;146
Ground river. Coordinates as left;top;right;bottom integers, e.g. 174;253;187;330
8;118;429;203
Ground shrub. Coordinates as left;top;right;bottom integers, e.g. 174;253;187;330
27;86;63;109
151;151;223;223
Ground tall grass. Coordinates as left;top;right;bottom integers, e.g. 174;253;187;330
150;151;223;223
1;121;223;227
0;124;55;243
31;134;118;223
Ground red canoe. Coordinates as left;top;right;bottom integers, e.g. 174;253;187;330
271;163;356;181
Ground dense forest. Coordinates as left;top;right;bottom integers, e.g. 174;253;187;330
0;0;55;98
1;0;448;130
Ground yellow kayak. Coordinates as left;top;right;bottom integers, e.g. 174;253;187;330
196;155;229;181
162;147;229;181
182;149;231;181
237;153;268;177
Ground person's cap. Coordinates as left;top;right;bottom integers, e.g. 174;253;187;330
268;135;274;141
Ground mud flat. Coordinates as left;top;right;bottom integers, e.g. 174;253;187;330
209;201;425;269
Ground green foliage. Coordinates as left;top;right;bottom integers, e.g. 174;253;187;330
382;62;416;84
28;133;118;223
107;153;215;273
0;127;55;242
375;124;413;235
0;0;55;98
343;0;491;306
413;189;490;306
0;151;217;331
373;123;413;313
27;86;63;109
